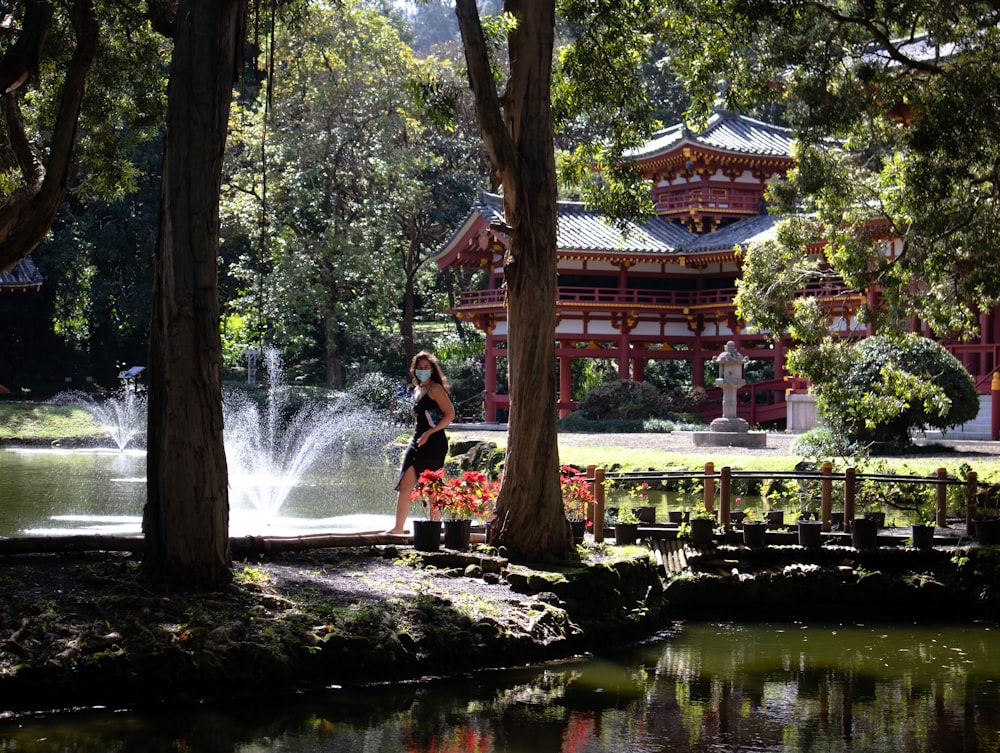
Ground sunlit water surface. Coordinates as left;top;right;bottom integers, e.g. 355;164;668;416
0;446;402;537
2;622;999;752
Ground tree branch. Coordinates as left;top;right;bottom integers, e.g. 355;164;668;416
0;0;98;274
807;1;946;74
454;0;517;187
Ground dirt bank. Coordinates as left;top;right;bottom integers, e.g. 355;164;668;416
0;546;667;715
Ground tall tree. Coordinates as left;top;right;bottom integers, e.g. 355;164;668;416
221;2;467;386
455;0;567;559
453;0;664;559
143;0;247;587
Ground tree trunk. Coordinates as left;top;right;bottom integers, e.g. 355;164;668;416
143;0;246;588
325;314;344;389
456;0;571;560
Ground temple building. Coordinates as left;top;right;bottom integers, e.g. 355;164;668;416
435;112;998;429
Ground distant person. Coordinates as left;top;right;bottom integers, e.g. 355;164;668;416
384;351;454;535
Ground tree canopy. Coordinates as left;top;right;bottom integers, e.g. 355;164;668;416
661;1;1000;341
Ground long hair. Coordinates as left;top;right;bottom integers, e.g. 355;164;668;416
410;351;450;392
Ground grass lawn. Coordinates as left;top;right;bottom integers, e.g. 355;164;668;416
0;402;105;442
3;401;998;481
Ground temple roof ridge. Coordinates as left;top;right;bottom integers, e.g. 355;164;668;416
628;111;795;162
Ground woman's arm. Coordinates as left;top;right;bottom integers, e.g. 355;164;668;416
429;384;455;432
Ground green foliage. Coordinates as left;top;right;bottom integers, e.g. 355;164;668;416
790;426;864;464
797;334;978;449
220;1;484;386
575;379;704;423
667;1;1000;340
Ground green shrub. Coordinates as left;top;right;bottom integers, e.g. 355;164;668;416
575;379;704;422
799;334;978;449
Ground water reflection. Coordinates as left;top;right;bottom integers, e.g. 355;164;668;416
3;623;1000;752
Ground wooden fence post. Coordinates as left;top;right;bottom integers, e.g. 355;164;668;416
821;462;833;532
586;465;600;542
936;467;948;528
704;462;715;513
844;466;856;531
720;466;731;529
967;469;978;536
594;468;606;543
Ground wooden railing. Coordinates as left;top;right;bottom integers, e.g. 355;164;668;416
456;280;854;311
583;463;981;544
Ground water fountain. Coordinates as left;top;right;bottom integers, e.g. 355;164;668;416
222;348;395;528
49;388;147;451
11;349;403;537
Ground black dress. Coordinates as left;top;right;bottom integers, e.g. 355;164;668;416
397;389;448;488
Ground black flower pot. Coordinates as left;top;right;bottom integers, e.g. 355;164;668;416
911;523;935;550
766;510;785;529
569;519;587;545
974;517;1000;545
443;519;472;551
689;517;715;546
632;506;656;524
797;519;823;548
668;510;689;525
413;519;442;552
614;522;639;545
742;520;767;548
852;517;879;550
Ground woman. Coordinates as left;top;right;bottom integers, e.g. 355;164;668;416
385;351;455;535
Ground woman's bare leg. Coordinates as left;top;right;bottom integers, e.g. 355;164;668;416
385;465;417;534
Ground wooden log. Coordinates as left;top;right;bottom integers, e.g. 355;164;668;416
0;531;499;557
0;535;145;555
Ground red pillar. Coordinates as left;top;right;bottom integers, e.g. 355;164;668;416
773;338;786;381
484;334;498;422
693;338;705;387
632;356;645;382
618;331;630;379
559;351;573;418
992;373;1000;442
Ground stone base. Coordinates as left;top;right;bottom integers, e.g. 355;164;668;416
692;431;768;448
710;416;749;433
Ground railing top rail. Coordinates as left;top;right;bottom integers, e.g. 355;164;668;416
602;468;968;485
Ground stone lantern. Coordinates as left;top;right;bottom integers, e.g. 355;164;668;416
693;341;767;447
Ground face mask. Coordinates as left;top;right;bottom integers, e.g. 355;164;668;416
415;368;432;383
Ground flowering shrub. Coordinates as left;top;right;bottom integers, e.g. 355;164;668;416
411;468;447;516
560;465;595;522
410;469;499;522
442;471;499;521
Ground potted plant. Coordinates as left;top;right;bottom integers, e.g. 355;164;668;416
410;468;446;551
741;508;767;548
441;471;497;551
973;479;1000;545
730;497;746;527
560;465;594;544
613;506;641;545
628;481;656;523
911;507;936;550
688;506;716;546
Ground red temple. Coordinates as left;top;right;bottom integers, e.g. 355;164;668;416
435;112;999;430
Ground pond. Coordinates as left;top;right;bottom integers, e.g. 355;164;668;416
2;622;999;752
0;446;402;538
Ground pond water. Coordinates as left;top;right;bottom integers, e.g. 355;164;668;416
0;446;402;538
2;622;999;752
